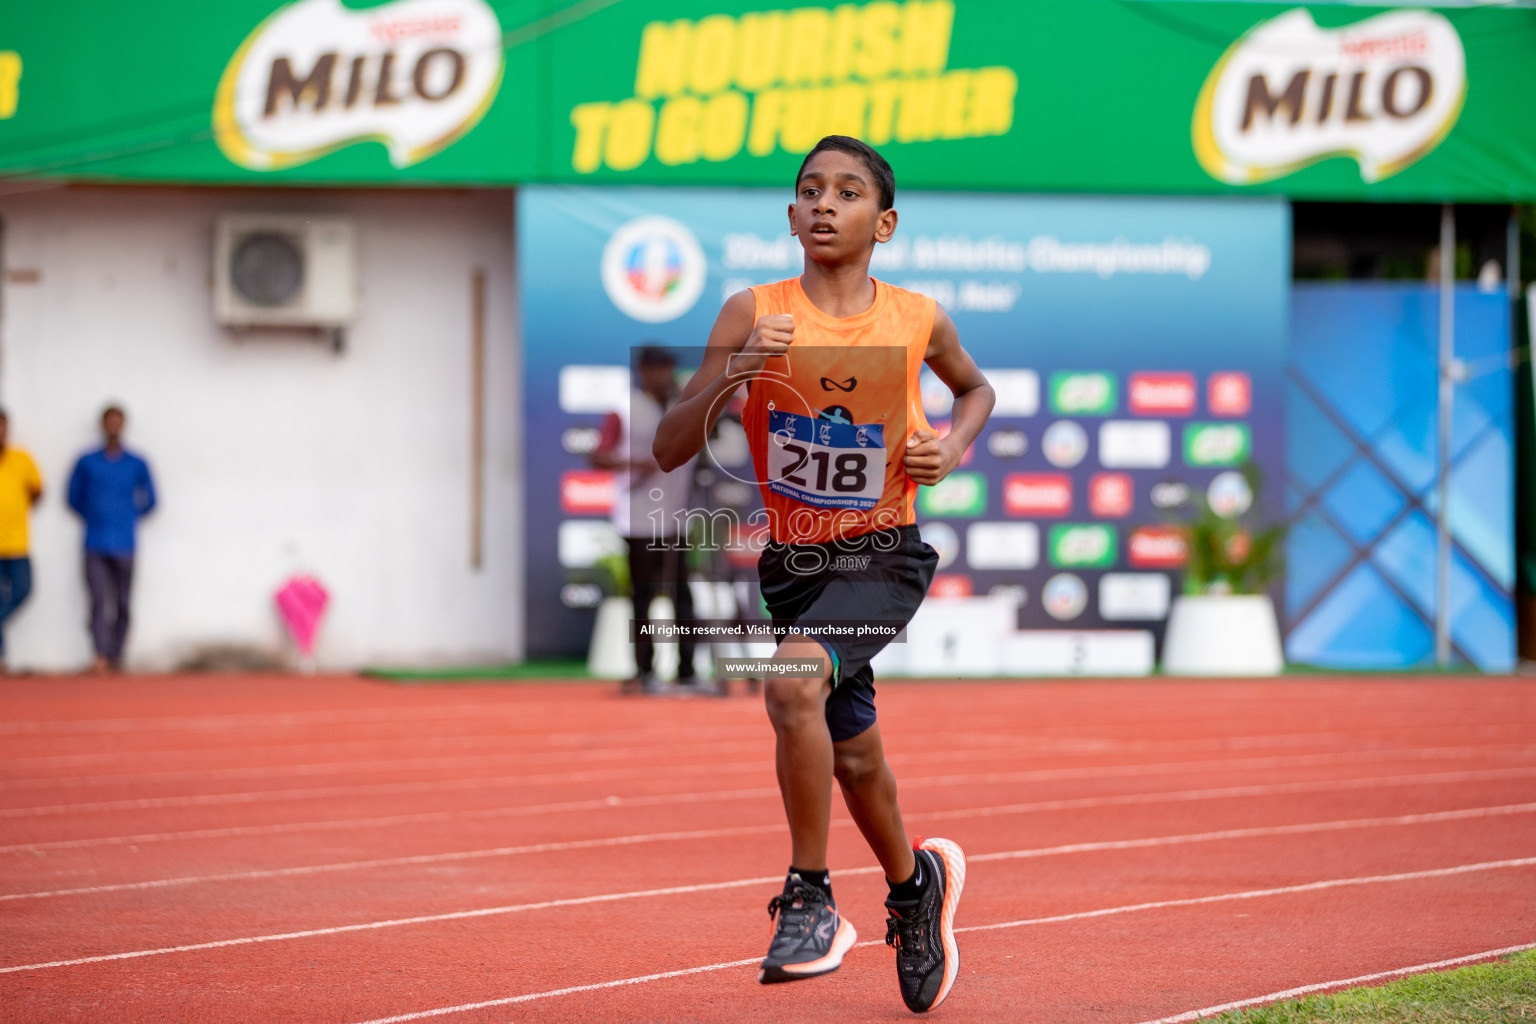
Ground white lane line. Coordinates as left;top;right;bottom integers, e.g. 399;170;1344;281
338;862;1536;1024
7;763;1532;854
6;847;1535;977
1134;942;1536;1023
9;743;1535;820
9;800;1535;904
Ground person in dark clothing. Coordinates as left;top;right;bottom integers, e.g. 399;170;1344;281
67;406;156;673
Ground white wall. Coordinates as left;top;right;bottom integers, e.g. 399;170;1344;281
0;185;522;671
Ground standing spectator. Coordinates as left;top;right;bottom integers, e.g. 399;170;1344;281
591;347;699;693
0;409;42;673
68;405;155;674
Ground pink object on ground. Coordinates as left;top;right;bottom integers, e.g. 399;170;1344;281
274;575;329;657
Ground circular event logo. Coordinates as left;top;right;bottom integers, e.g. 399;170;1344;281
1042;573;1088;621
1042;421;1088;468
601;216;707;323
1207;470;1253;518
920;522;959;570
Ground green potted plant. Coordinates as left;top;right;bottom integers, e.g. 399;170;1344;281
1162;462;1287;675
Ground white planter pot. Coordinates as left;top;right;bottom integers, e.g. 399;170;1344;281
1161;594;1284;676
586;595;678;679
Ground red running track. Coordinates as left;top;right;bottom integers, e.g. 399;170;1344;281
1;674;1534;1023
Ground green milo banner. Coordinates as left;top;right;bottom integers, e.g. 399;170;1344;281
2;0;1535;198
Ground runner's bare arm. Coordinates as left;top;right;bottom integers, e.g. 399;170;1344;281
653;290;794;471
905;305;994;486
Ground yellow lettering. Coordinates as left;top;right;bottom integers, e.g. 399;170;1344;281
900;1;953;75
783;86;826;152
570;102;610;173
635;20;691;99
826;6;860;82
937;69;971;139
823;82;869;139
969;66;1017;136
865;79;900;145
655;96;702;165
0;52;20;119
896;75;940;143
855;2;899;80
748;88;789;156
689;15;736;95
736;12;786;92
605;99;655;170
783;7;831;86
701;90;749;161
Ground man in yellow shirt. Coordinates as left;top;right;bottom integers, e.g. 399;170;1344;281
0;409;42;672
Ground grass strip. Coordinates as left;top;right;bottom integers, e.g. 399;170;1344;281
1197;948;1536;1023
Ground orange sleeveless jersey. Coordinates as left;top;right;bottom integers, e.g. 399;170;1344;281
742;277;935;545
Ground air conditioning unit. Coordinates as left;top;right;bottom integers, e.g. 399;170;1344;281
213;214;358;328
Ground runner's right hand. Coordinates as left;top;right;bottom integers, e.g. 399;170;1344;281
731;315;794;377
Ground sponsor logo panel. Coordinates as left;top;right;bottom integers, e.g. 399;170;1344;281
983;368;1041;416
1208;371;1252;416
560;470;615;515
1185;422;1252;466
1207;469;1254;518
1099;421;1171;469
919;522;960;570
917;471;987;517
986;429;1028;458
930;574;974;598
1003;473;1072;517
1048;524;1117;568
1088;472;1134;518
1042;573;1089;621
1128;525;1188;568
1099;573;1172;620
966;522;1040;570
1128;372;1196;415
1042;421;1089;468
1049;372;1117;416
559;365;629;414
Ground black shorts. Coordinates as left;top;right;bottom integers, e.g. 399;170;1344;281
757;524;938;742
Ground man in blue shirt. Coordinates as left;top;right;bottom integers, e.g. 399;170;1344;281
68;406;156;673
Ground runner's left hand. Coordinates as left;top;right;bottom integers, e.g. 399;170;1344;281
903;429;958;486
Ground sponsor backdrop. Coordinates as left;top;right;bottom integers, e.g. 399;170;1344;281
519;184;1288;657
3;1;1536;200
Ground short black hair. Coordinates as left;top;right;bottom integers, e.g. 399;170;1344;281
796;135;895;211
636;345;675;369
101;404;125;423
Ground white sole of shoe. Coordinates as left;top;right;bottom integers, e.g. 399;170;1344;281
759;915;858;984
920;837;967;1011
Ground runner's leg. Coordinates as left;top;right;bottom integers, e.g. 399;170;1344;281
764;637;835;870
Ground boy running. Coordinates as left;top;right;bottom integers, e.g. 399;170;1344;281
654;135;995;1013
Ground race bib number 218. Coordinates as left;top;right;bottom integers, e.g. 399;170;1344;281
767;409;886;510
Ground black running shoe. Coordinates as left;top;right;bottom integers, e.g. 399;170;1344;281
884;838;966;1012
759;877;857;984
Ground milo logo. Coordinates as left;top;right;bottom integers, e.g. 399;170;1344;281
1184;423;1252;466
1048;524;1117;568
1193;8;1465;185
1049;372;1117;416
214;0;504;170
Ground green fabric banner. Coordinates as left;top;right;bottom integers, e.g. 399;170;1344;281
2;0;1534;199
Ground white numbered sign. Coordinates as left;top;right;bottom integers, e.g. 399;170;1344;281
766;409;886;510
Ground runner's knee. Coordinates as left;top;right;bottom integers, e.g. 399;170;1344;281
832;746;881;788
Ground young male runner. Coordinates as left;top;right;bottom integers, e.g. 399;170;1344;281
654;135;994;1013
